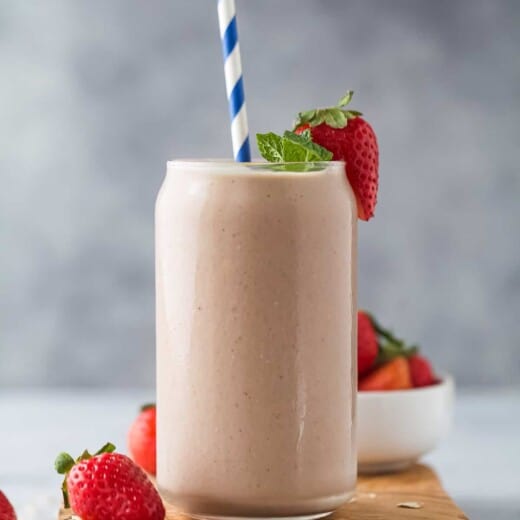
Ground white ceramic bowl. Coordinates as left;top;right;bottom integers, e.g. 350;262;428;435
357;375;455;474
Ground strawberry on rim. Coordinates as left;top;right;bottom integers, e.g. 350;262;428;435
294;91;379;220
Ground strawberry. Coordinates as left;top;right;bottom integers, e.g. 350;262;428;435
294;91;379;220
358;311;378;376
128;403;157;475
0;491;16;520
358;312;440;390
55;443;165;520
408;354;438;387
359;356;412;391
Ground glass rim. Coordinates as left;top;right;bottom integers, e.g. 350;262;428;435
167;159;345;169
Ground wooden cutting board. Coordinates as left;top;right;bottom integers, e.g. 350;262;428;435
58;464;468;520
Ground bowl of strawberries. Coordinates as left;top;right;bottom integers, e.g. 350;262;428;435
356;311;454;474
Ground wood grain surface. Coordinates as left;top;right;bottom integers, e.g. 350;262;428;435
59;464;468;520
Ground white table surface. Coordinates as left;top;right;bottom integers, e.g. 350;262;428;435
0;388;518;520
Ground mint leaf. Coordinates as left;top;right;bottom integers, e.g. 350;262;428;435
290;128;312;141
282;131;333;161
256;131;332;165
256;132;285;162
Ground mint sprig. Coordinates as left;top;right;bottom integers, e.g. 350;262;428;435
256;129;332;163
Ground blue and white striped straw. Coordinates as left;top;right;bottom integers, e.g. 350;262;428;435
217;0;251;162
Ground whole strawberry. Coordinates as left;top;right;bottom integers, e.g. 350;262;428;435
358;311;378;376
0;491;16;520
128;403;157;475
409;354;438;387
294;91;379;220
55;443;165;520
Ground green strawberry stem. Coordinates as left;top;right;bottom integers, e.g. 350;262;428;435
55;442;116;508
293;90;363;130
367;313;419;365
95;442;116;455
377;341;418;365
140;402;156;412
338;90;354;107
369;312;405;346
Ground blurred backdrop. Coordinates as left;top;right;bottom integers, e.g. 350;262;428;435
1;0;519;388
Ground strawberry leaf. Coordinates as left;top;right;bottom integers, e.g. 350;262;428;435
368;313;404;346
367;313;420;364
293;89;362;130
377;342;418;364
322;108;347;128
94;442;116;456
61;481;70;509
55;453;75;474
296;108;347;129
55;452;75;508
337;90;354;107
296;109;316;125
346;109;363;117
77;449;91;460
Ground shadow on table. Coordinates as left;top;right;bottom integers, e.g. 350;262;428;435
460;499;520;520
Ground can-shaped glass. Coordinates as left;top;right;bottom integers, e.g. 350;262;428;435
156;160;357;519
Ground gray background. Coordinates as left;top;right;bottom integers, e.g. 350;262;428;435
1;0;519;388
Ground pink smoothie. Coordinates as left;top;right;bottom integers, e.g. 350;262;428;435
156;160;357;518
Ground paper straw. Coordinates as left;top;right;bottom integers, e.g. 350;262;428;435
217;0;251;162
